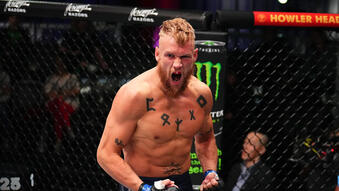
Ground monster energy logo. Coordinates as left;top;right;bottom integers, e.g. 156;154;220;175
196;40;225;47
195;61;221;101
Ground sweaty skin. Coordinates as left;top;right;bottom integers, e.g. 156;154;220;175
97;31;218;191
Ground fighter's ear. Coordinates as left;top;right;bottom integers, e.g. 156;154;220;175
155;46;159;62
193;48;198;62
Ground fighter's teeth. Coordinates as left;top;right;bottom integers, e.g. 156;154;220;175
172;73;181;81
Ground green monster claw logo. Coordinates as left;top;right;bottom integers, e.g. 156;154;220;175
203;41;215;46
195;61;221;101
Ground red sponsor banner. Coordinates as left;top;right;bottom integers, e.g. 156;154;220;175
254;11;339;27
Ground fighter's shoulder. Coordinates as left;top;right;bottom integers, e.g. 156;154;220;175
189;76;213;99
114;72;152;106
188;77;213;112
117;78;151;102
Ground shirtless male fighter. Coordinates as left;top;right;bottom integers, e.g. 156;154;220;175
97;17;219;191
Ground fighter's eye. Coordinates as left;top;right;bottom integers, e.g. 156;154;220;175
180;55;191;59
166;54;175;58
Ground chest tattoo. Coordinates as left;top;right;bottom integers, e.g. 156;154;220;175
189;110;196;120
146;98;156;111
161;113;170;126
175;118;183;131
160;114;184;131
197;95;207;108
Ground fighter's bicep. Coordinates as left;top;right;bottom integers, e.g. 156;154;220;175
98;114;137;158
100;88;143;153
196;87;214;141
111;116;137;143
199;113;213;133
195;114;213;143
105;103;139;149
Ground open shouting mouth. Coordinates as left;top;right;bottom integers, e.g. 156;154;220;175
171;71;182;82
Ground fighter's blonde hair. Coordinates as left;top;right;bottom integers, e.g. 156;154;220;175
159;18;195;46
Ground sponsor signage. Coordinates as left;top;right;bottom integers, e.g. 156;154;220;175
194;40;225;129
64;3;92;18
3;0;30;13
128;7;159;23
190;33;227;190
254;11;339;27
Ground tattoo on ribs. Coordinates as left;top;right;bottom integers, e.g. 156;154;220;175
114;138;126;147
163;162;182;175
197;95;207;108
146;98;156;111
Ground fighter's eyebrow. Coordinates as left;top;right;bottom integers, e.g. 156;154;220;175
165;52;191;58
180;54;192;58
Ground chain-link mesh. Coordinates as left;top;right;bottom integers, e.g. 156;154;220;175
0;16;155;191
222;28;338;191
0;15;338;191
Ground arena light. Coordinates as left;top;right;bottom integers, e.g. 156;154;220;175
278;0;288;4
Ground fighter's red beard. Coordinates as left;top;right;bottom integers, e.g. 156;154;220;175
157;65;193;97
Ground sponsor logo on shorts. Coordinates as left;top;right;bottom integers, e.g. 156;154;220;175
128;7;158;23
4;0;30;13
64;3;92;18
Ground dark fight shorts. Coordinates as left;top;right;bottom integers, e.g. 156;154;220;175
119;171;194;191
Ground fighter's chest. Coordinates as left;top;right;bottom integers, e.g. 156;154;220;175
138;96;206;137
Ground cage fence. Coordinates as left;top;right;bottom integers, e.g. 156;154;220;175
0;3;338;191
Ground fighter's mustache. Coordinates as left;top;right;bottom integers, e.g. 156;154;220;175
158;70;191;97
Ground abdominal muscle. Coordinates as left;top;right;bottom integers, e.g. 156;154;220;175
123;136;193;177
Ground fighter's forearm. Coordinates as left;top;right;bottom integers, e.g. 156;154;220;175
195;136;218;172
97;152;142;191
